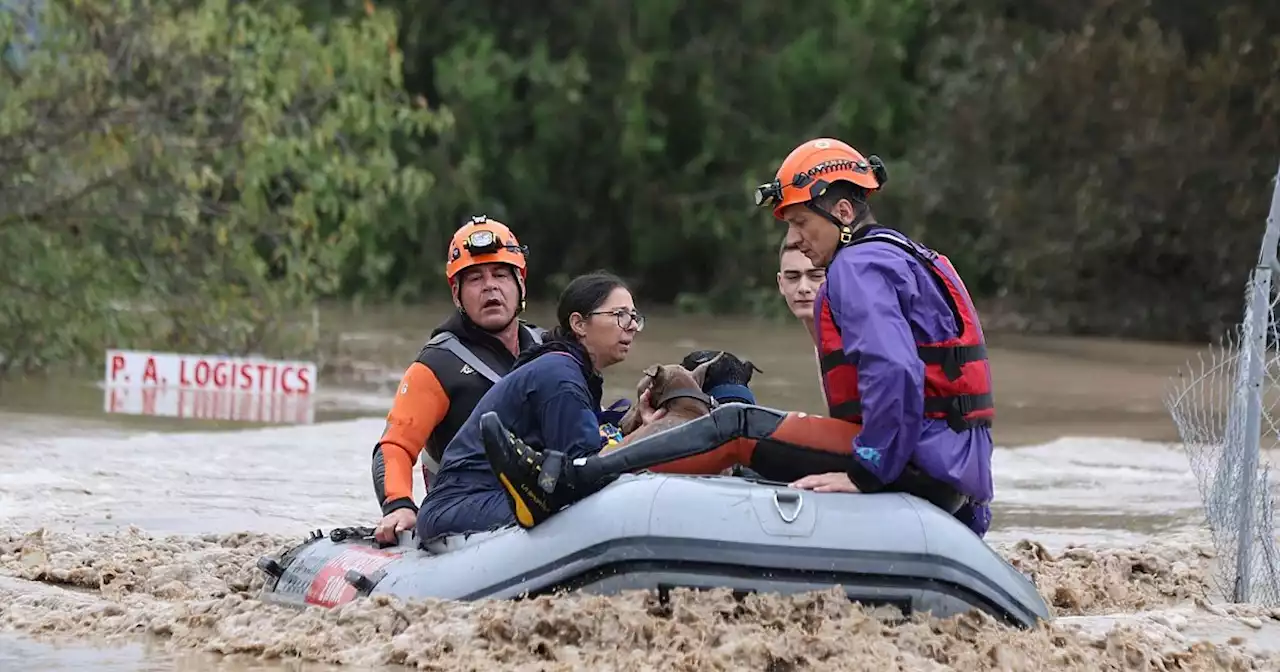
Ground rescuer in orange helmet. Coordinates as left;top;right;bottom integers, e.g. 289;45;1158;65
755;138;994;536
369;215;547;544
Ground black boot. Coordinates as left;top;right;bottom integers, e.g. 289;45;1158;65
573;403;786;482
481;411;581;529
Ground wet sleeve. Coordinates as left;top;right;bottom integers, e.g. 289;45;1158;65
537;364;606;461
371;362;449;515
828;249;924;491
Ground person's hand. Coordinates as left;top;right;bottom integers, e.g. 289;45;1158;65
373;508;416;544
637;388;668;426
790;472;859;493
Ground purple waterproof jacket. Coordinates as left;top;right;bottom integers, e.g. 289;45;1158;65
815;226;995;536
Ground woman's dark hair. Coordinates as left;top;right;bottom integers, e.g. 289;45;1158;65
549;270;629;342
511;270;630;374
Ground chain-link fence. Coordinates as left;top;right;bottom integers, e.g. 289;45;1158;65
1165;164;1280;606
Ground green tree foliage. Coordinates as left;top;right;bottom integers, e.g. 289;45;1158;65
315;0;1278;342
895;0;1280;341
0;0;442;375
328;0;928;316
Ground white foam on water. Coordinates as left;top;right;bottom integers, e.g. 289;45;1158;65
993;436;1199;511
0;414;395;537
986;436;1206;547
0;412;1207;543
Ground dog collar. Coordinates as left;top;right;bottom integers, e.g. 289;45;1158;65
707;384;755;405
654;387;717;410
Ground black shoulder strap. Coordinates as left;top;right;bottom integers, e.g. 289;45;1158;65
425;332;504;384
848;231;935;263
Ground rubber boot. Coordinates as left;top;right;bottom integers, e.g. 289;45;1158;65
480;411;574;529
572;405;776;485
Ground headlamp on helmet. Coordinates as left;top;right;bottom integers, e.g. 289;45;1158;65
464;229;500;255
753;180;783;208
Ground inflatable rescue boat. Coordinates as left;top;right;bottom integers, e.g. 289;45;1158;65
255;472;1052;628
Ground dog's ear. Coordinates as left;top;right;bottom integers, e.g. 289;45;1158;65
634;366;659;397
735;359;763;385
640;365;663;390
690;351;725;388
647;364;669;387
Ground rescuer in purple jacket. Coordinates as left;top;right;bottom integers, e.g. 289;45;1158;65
802;242;995;534
476;138;995;538
762;138;995;536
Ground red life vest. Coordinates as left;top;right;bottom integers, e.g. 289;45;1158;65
816;230;994;432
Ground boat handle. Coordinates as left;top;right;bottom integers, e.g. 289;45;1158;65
772;489;804;523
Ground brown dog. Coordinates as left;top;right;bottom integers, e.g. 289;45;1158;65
606;353;725;454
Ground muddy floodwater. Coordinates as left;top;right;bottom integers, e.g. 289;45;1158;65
2;303;1279;670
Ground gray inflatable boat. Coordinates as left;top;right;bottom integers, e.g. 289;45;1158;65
256;472;1051;628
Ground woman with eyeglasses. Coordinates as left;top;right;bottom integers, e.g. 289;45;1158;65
416;270;661;539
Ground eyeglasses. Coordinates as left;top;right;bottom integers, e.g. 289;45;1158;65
589;309;645;331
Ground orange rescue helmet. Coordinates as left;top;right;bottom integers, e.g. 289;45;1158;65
445;215;530;309
753;138;888;221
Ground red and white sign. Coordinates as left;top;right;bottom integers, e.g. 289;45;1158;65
104;349;317;394
102;386;316;425
304;547;397;608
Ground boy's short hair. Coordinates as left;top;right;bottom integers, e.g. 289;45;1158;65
779;233;801;261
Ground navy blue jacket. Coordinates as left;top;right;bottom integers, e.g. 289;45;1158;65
417;339;605;537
